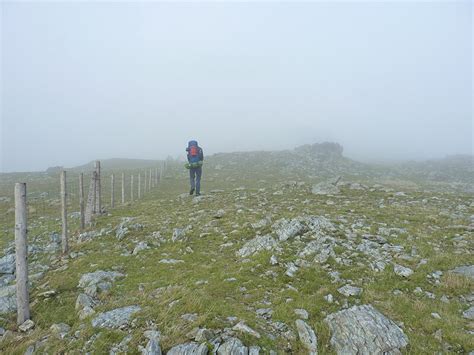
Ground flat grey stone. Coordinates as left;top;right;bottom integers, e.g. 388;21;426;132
451;265;474;280
325;304;409;354
295;319;317;354
236;235;278;258
0;254;15;274
91;305;141;329
78;270;124;289
463;306;474;320
142;338;162;355
0;295;16;314
272;218;307;241
337;285;362;297
167;342;208;355
393;264;414;278
217;337;248;354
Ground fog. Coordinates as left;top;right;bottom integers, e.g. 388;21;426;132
1;1;472;172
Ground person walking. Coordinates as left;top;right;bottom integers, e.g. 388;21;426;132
185;140;204;196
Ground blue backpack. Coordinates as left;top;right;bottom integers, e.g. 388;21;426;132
187;141;201;165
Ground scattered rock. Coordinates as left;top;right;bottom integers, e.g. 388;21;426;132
325;304;409;354
233;321;261;338
50;323;70;338
337;285;362;297
133;242;149;255
167;342;208;355
237;235;278;258
272;218;307;241
19;319;35;332
451;265;474;280
91;305;141;329
463;306;474;320
311;181;340;195
394;264;414;278
0;254;15;274
294;309;309;320
295;319;318;354
217;337;248;354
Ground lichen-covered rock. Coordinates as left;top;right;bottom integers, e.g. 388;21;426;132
167;342;208;355
451;265;474;280
236;235;278;258
91;305;141;329
295;319;317;354
337;285;362;297
142;338;162;355
393;264;413;278
0;295;16;314
0;254;15;274
217;337;248;354
272;218;307;241
78;270;124;289
324;304;409;354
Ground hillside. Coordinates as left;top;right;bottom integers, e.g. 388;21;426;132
0;144;472;354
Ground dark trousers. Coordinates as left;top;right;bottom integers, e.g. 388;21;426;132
189;167;202;194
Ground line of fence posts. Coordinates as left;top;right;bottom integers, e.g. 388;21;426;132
13;160;166;325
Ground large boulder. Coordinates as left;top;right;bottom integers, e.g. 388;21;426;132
295;319;317;354
324;305;408;354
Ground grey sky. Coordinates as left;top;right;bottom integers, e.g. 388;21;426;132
1;1;472;172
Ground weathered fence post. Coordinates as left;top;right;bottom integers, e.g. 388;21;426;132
95;161;101;214
149;169;152;191
79;173;85;230
131;174;134;201
111;174;115;208
155;167;158;186
15;183;30;325
138;173;141;199
60;171;68;254
121;172;125;204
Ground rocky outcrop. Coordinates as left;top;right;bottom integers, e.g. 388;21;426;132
324;305;408;354
236;235;278;258
91;305;141;329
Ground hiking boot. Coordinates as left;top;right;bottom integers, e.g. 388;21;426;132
189;188;195;195
196;192;201;196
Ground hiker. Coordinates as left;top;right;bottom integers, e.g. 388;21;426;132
185;140;204;196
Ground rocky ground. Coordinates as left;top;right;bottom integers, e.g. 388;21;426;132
0;145;473;354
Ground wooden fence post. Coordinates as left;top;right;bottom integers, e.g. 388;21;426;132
121;172;125;204
138;173;141;199
15;183;30;325
95;161;101;214
155;167;158;185
60;171;68;254
131;174;134;201
148;169;152;191
111;174;115;208
79;173;85;230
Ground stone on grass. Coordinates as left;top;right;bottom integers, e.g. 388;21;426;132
295;319;317;354
19;319;35;332
237;235;278;258
233;321;261;338
78;270;124;289
76;293;94;311
324;304;409;354
50;323;70;338
294;309;309;320
337;285;362;297
217;337;248;354
167;342;208;355
451;265;474;280
393;264;414;278
91;305;141;329
142;338;162;355
0;254;15;274
272;218;307;241
463;306;474;320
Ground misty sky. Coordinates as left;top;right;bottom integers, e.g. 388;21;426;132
1;1;472;172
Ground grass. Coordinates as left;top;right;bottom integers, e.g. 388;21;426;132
0;158;473;353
